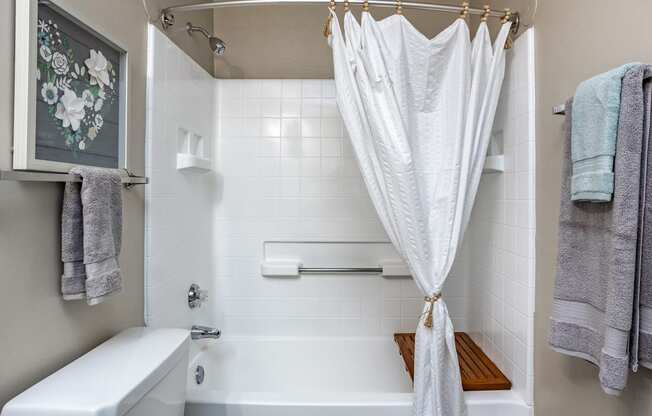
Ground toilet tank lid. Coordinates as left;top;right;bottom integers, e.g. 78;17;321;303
1;327;189;416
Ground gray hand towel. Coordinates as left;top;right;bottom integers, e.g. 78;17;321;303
549;65;648;395
61;167;123;305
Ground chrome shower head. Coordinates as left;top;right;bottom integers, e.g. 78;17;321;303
186;22;226;56
208;36;226;56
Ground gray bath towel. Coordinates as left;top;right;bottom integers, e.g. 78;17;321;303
61;167;123;305
635;74;652;370
550;65;648;395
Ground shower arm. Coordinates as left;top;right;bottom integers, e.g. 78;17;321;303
186;23;211;39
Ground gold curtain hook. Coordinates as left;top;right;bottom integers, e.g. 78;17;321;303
344;0;350;12
501;8;512;24
395;0;402;15
501;8;514;49
481;5;490;22
323;0;336;38
459;1;469;19
362;0;369;11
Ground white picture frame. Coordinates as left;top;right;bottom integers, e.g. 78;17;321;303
13;0;129;173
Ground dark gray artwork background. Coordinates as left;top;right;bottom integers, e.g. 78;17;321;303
35;4;122;168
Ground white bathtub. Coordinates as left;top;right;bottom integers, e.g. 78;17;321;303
184;336;531;416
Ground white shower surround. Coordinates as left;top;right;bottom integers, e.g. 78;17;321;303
467;28;536;406
212;77;471;336
145;25;217;329
145;23;535;415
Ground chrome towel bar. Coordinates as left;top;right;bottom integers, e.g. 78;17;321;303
0;170;148;188
552;103;566;115
298;267;384;274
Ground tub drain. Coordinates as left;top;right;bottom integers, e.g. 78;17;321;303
195;365;205;385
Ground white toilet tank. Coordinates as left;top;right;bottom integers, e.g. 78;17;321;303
1;327;189;416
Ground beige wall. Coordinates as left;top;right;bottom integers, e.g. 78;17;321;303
144;0;215;75
210;0;535;79
0;0;149;408
534;1;652;415
212;0;493;78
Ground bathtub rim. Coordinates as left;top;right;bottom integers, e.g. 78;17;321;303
186;389;528;408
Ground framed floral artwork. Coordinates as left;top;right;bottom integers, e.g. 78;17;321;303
14;0;128;172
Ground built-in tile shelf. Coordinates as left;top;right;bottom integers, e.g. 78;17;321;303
176;127;211;172
176;153;211;172
482;155;504;173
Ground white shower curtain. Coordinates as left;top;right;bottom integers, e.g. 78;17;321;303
328;12;511;416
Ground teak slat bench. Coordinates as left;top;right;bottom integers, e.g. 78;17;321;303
394;332;512;391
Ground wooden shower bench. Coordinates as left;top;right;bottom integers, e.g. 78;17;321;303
394;332;511;391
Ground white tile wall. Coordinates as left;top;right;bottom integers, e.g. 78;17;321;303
145;26;217;328
212;78;471;337
466;28;536;406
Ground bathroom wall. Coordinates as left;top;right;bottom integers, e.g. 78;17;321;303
211;78;471;336
145;25;218;328
0;0;147;408
533;1;652;415
211;1;532;79
466;28;536;407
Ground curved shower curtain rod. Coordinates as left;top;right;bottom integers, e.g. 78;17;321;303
160;0;520;35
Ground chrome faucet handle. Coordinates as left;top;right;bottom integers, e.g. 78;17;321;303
188;283;207;309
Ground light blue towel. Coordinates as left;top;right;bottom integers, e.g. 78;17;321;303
571;63;639;202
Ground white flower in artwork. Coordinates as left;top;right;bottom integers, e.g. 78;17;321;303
82;89;94;108
94;114;104;129
39;45;52;62
85;49;110;90
98;89;106;100
55;77;72;91
51;52;69;75
55;88;85;131
88;126;98;141
37;19;49;32
94;98;104;112
78;140;86;150
41;82;58;105
36;68;41;81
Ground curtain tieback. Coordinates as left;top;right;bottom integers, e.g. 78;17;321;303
422;293;442;328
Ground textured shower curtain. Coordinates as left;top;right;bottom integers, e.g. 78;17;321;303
328;12;511;416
